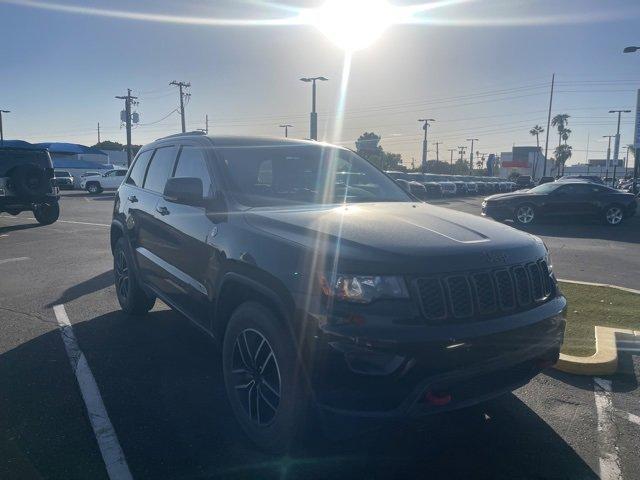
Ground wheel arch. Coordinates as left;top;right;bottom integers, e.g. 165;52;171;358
213;272;295;342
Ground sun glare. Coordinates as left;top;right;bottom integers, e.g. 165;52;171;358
301;0;404;52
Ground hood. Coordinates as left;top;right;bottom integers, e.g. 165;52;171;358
244;202;545;275
486;190;531;201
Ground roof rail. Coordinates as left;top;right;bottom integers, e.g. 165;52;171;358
156;131;207;141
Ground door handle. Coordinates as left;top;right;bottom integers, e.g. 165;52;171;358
127;195;138;203
156;205;170;216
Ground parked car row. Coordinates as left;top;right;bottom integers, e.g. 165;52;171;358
385;171;516;199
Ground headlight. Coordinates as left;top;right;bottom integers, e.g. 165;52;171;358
320;274;409;304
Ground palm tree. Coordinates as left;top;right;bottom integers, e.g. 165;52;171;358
554;144;572;177
529;125;544;177
561;128;571;145
551;113;570;149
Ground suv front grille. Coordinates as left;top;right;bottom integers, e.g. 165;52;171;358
414;259;554;323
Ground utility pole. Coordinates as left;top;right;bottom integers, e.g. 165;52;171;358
279;124;293;138
170;81;191;133
300;76;328;140
467;138;478;173
205;114;209;134
543;73;555;177
458;146;467;165
418;118;435;172
448;148;456;173
0;109;10;143
97;122;101;144
433;141;442;162
603;135;615;181
115;89;138;167
609;109;631;184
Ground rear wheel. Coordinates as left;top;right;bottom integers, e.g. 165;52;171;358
113;237;155;315
33;202;60;225
86;182;102;194
604;205;624;226
514;204;535;225
222;302;312;453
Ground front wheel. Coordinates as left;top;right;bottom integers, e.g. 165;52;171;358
604;205;624;226
514;204;535;225
33;202;60;225
222;302;312;453
113;237;155;315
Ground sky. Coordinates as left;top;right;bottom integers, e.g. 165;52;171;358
1;0;640;167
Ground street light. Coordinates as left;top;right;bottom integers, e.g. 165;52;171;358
623;46;639;194
608;109;631;184
300;76;328;140
418;118;435;172
279;124;293;138
623;46;640;53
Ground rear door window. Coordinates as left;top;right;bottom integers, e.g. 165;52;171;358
143;146;178;193
126;150;153;187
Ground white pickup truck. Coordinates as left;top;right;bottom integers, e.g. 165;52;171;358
80;168;127;194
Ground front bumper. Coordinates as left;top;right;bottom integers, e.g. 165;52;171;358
481;202;513;220
307;296;566;418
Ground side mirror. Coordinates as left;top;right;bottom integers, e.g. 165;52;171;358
163;177;204;206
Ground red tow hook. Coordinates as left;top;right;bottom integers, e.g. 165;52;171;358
425;390;452;406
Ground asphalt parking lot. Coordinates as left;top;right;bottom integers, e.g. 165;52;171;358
1;191;639;480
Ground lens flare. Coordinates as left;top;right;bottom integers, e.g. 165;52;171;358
300;0;404;52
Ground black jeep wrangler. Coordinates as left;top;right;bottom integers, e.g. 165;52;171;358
0;146;60;225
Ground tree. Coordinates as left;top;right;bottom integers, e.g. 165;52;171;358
355;132;403;170
92;140;141;156
551;114;570;149
561;128;571;145
529;125;544;177
554;144;572;176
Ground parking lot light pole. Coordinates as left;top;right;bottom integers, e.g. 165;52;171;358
418;118;435;172
300;77;328;140
622;48;639;194
609;109;631;184
448;148;456;173
603;135;615;181
0;109;10;143
279;124;293;138
467;138;478;173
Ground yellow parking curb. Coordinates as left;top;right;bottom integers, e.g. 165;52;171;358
554;326;640;376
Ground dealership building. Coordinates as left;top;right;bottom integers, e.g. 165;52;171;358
499;146;554;179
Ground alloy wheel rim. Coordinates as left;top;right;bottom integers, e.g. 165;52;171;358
114;250;129;301
606;207;623;225
517;206;534;224
231;328;281;426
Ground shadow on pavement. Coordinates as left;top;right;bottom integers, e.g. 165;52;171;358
509;216;640;243
0;222;41;233
0;309;595;479
45;270;114;308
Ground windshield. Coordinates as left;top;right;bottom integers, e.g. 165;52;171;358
528;183;560;194
54;171;70;177
219;144;411;207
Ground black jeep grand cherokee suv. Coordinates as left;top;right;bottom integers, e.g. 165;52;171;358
111;133;566;452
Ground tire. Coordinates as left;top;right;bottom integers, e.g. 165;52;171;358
33;202;60;225
603;205;625;226
514;204;536;225
10;164;50;199
222;302;312;453
86;182;103;194
113;237;156;315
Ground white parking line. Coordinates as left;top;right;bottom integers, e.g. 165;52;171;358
0;257;30;265
594;377;622;480
57;219;109;227
53;305;133;480
627;412;640;426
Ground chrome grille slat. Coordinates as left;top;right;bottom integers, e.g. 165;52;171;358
415;258;554;324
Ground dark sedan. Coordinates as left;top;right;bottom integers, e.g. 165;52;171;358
482;181;637;226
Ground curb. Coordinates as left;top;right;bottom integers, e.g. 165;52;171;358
558;278;640;295
554;326;640;376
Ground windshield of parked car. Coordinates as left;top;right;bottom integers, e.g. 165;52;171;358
218;144;411;207
528;183;560;194
54;171;70;177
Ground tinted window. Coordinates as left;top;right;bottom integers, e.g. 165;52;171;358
127;150;153;187
219;145;409;207
144;146;178;193
116;170;126;176
173;146;213;197
558;184;597;195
